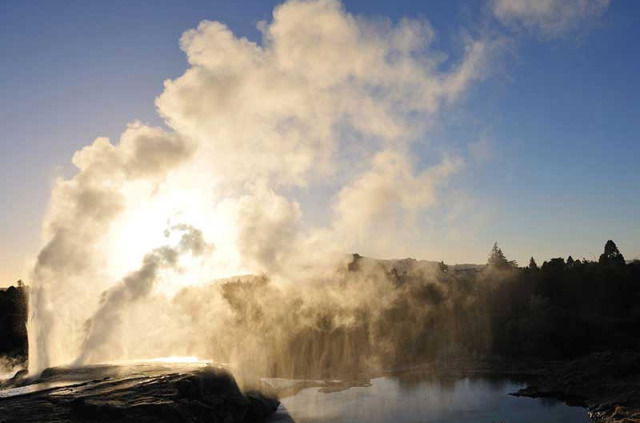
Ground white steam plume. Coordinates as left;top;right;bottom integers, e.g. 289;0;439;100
28;0;498;374
29;123;193;373
492;0;611;37
74;224;210;366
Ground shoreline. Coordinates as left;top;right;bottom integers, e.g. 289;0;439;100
510;351;640;423
1;352;638;422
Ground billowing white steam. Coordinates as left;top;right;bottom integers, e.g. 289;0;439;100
28;0;496;374
74;224;210;365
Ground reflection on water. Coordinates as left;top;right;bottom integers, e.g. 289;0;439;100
276;374;590;423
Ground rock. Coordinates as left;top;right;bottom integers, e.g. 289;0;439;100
0;364;279;423
8;369;27;383
513;352;640;423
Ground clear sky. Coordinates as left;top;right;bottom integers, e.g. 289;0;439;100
1;0;639;284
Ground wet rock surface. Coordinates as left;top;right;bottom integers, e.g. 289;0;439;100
512;352;640;423
0;363;279;423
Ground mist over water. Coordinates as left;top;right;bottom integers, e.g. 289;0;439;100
279;375;590;423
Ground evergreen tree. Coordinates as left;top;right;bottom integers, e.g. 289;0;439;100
543;257;566;271
599;240;625;266
529;257;538;270
488;242;517;269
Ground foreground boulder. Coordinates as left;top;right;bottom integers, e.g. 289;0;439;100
0;364;279;423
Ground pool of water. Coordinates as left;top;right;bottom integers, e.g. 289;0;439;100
273;374;590;423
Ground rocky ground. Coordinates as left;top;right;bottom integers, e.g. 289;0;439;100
512;352;640;423
370;352;640;423
1;352;639;422
0;363;279;423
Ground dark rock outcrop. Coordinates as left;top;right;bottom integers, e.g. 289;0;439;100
0;363;279;423
513;352;640;423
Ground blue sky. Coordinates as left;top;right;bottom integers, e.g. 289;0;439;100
1;0;639;283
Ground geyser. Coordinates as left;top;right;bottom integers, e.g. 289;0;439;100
27;0;496;375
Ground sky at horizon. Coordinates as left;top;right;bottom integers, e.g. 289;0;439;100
1;0;639;285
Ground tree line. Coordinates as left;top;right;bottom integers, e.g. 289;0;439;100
485;240;639;359
0;240;638;376
0;281;27;361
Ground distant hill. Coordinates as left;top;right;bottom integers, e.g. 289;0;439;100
350;254;484;272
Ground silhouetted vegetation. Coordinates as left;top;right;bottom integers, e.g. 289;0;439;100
488;242;518;269
392;239;640;362
169;240;640;379
0;281;27;360
2;240;639;377
489;241;639;359
371;240;639;365
219;240;639;377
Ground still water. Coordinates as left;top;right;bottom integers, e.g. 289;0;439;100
273;375;590;423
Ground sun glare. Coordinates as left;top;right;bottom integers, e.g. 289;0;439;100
145;356;209;364
114;356;213;366
102;178;248;298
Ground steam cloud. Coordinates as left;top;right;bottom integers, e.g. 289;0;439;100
29;123;193;372
74;225;210;365
25;0;606;376
492;0;611;37
25;0;496;374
